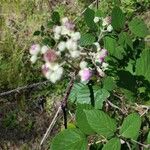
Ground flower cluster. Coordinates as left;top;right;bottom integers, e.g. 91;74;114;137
29;17;109;83
53;17;81;58
79;42;108;82
94;16;113;32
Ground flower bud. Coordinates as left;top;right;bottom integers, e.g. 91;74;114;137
94;17;100;23
107;25;113;32
66;40;78;51
97;68;105;77
54;33;61;40
62;17;69;24
58;42;66;52
79;68;92;82
80;61;87;69
53;26;62;34
41;45;49;54
29;44;41;55
30;55;38;64
70;50;80;58
101;62;109;71
71;32;81;41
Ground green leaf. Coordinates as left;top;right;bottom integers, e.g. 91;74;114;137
111;6;125;31
84;110;117;137
84;8;97;30
103;76;116;91
80;33;96;46
51;11;60;24
129;18;148;37
95;89;110;109
104;36;117;55
119;113;141;140
47;21;54;28
76;104;94;135
51;129;87;150
69;83;91;104
135;49;150;82
147;131;150;144
104;37;125;60
118;32;133;49
33;30;40;36
102;138;121;150
42;38;55;47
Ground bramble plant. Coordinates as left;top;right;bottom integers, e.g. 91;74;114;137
29;2;150;150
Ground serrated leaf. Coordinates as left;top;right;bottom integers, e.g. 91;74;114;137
120;113;141;140
76;104;94;135
80;33;96;46
69;83;91;104
103;76;116;91
129;18;148;37
84;8;97;30
118;32;133;49
111;6;125;31
42;37;55;47
84;110;117;137
95;89;110;109
51;129;87;150
135;49;150;82
104;36;117;55
51;11;60;24
102;138;121;150
33;30;40;36
147;131;150;144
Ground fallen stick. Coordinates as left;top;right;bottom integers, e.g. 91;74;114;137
0;81;49;97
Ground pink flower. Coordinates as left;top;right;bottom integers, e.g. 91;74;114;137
64;21;75;30
43;50;57;62
79;68;92;82
97;49;108;63
29;44;40;55
42;64;49;76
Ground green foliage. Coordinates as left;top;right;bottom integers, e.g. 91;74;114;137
135;48;150;82
76;104;94;135
80;33;96;46
51;129;87;150
119;113;141;140
95;89;110;109
84;110;117;138
102;138;121;150
111;6;125;31
129;18;149;37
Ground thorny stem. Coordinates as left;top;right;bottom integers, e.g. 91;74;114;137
61;71;77;129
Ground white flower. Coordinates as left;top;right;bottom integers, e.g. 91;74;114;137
29;44;41;55
80;61;87;69
53;26;62;34
58;42;66;51
54;33;61;40
70;50;80;58
101;62;109;71
66;40;77;51
61;26;71;35
62;17;69;24
94;17;100;23
94;42;101;51
30;55;38;64
71;32;81;41
49;66;63;83
107;25;113;32
41;45;49;54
